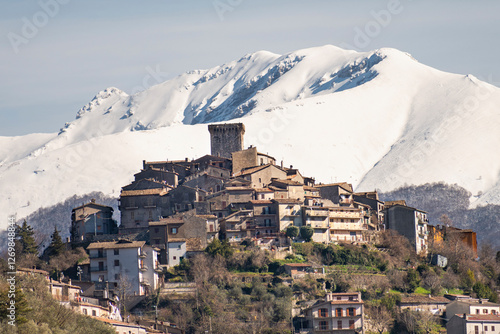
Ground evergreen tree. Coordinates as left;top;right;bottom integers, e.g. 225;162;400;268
299;226;314;242
15;220;38;255
286;226;299;239
49;227;65;256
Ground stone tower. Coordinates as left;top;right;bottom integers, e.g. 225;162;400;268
208;123;245;158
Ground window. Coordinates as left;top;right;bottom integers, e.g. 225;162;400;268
476;309;480;314
319;321;328;330
171;227;177;234
92;310;96;316
130;211;135;219
349;320;355;329
261;194;265;199
114;249;119;255
348;308;355;316
485;326;488;331
475;326;479;334
114;260;119;266
318;308;328;317
115;274;120;280
336;308;343;317
83;309;87;315
348;296;354;301
484;309;488;314
337;320;342;329
492;326;495;331
493;310;497;315
173;256;177;260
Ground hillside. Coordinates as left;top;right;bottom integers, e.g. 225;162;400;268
2;45;500;230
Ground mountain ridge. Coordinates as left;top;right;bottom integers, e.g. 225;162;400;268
1;44;500;230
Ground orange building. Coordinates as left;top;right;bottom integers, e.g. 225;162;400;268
428;224;478;257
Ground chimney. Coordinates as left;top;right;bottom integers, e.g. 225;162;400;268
290;165;293;169
281;160;283;168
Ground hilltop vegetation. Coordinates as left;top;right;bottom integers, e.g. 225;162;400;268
0;273;114;334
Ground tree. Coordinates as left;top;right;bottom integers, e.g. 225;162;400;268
205;239;233;258
299;226;314;242
365;304;393;334
286;226;299;239
405;269;421;293
15;220;38;255
48;227;65;257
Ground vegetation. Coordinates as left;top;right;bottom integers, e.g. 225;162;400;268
0;274;115;334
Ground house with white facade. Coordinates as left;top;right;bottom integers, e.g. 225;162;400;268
446;299;500;321
447;314;500;334
87;240;160;296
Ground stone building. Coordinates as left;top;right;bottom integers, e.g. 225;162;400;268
384;204;429;255
119;188;169;233
316;183;354;206
208;123;245;159
233;164;287;188
71;200;116;242
231;146;276;174
149;210;217;266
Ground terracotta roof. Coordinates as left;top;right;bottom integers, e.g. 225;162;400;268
272;179;303;186
304;186;319;191
72;202;113;211
138;167;179;175
250;200;273;204
384;200;407;207
87;240;146;250
273;198;303;204
234;164;274;176
120;188;168;197
316;182;353;193
284;263;311;267
196;214;217;219
464;314;500;322
254;188;273;193
168;238;186;243
455;299;500;307
400;295;450;305
17;267;49;275
226;186;253;191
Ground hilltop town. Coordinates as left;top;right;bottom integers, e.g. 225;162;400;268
2;123;499;334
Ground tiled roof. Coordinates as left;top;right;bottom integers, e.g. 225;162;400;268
226;186;253;191
273;198;303;204
316;182;353;193
72;202;113;211
120;188;168;197
465;314;500;322
87;240;145;250
250;200;273;204
400;295;450;304
234;164;273;176
254;188;273;193
272;179;303;186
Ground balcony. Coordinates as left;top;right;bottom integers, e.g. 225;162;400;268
90;253;106;259
139;265;148;272
140;279;150;286
90;266;108;272
139;252;147;258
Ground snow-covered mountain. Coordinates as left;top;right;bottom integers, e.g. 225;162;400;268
2;45;500;230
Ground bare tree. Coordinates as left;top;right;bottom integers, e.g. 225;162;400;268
365;304;393;334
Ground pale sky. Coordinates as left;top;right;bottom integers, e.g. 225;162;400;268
1;0;499;136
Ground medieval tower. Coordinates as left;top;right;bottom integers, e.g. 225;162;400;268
208;123;245;158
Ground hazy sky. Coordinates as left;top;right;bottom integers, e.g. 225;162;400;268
1;0;499;136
